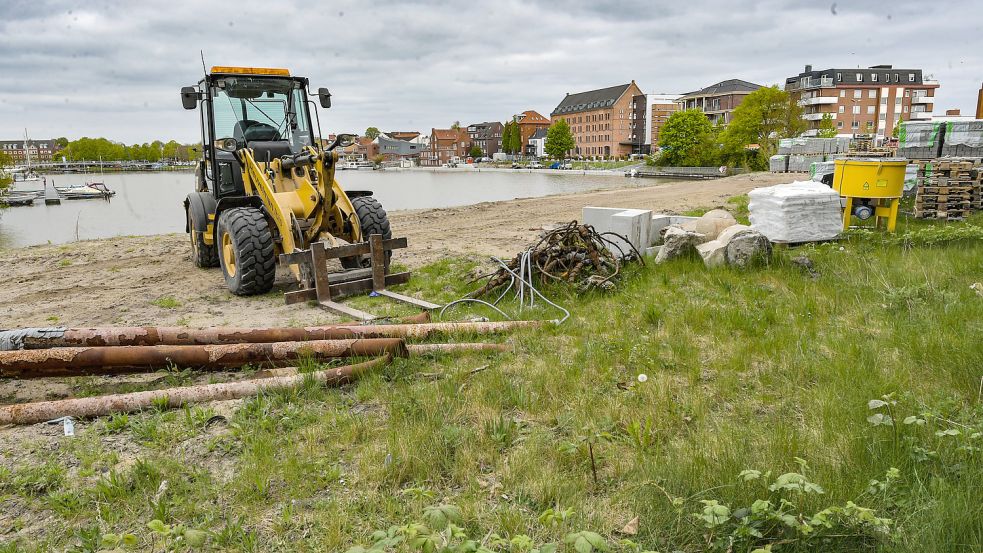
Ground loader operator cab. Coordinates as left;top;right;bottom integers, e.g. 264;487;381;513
192;70;316;197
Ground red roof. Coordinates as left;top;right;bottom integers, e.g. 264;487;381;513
518;110;550;125
432;128;468;141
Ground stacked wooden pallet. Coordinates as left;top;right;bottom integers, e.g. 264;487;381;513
913;159;983;220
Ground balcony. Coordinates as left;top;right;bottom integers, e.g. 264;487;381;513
802;112;832;121
909;110;932;120
799;96;839;106
792;76;834;90
911;95;934;105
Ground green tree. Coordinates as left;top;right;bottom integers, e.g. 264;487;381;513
501;121;520;155
545;119;575;159
720;86;805;164
892;117;902;139
657;109;718;167
0;151;12;191
468;145;483;158
450;121;461;130
817;113;838;138
364;127;381;140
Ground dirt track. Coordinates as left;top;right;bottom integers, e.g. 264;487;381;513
0;172;793;329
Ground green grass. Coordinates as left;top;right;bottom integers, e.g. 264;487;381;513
150;296;181;309
1;211;982;551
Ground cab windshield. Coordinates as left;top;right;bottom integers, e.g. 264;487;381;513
211;76;313;153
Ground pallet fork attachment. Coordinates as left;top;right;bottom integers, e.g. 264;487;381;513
280;235;440;320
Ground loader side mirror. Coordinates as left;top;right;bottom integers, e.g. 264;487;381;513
328;133;356;151
181;86;198;110
317;88;331;109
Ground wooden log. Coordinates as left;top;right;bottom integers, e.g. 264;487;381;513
0;357;390;425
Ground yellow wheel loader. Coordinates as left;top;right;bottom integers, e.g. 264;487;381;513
179;66;393;300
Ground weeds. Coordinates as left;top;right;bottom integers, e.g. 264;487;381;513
150;296;181;309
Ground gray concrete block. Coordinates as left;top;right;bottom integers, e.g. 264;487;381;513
583;206;652;259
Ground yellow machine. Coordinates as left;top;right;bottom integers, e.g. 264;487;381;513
831;159;907;232
179;67;433;319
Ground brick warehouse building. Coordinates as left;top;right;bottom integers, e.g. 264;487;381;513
785;64;939;139
0;138;57;163
550;81;645;158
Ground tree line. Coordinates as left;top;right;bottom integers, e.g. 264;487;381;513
52;137;199;163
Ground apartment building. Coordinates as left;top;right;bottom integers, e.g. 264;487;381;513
0;138;57;163
421;128;470;166
645;94;681;149
785;64;939;139
676;79;761;125
550;81;645;158
466;121;504;156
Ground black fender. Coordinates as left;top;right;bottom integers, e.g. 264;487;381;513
183;192;216;233
345;190;374;198
212;196;266;243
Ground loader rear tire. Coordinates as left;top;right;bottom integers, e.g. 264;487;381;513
188;209;219;268
341;196;392;269
216;207;276;296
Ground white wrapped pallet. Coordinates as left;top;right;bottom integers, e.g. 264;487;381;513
810;161;835;182
749;181;842;243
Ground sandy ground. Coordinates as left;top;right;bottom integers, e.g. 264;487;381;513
0;172;792;331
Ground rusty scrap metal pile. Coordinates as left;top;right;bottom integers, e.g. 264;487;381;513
469;221;641;299
0;315;533;425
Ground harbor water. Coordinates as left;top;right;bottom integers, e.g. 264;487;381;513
0;169;654;249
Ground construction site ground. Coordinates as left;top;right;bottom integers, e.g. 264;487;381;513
0;172;791;330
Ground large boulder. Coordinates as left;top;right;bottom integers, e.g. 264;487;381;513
680;209;738;241
695;224;771;268
655;226;705;263
726;229;772;267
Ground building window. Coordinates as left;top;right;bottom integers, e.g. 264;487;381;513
837;121;843;128
867;106;875;115
839;90;845;98
838;106;845;114
852;106;861;114
894;74;899;82
836;72;842;82
872;73;878;82
904;90;910;98
853;89;861;99
852;121;860;129
909;73;915;82
903;106;909;113
868;89;877;99
856;73;863;81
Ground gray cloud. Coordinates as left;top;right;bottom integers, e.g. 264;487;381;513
0;0;979;143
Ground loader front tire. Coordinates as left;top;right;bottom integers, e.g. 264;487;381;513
188;209;219;268
216;207;276;296
341;196;392;269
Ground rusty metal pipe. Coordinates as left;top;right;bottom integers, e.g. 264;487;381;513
407;343;512;355
0;356;391;425
1;321;538;350
0;338;407;379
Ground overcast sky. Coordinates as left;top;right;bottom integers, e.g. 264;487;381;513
1;0;980;144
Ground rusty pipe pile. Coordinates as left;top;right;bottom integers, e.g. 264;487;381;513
0;321;540;350
0;338;408;379
0;356;391;425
